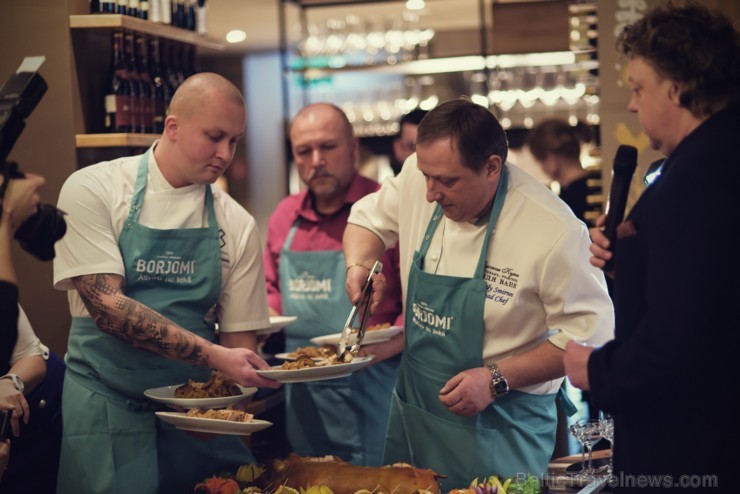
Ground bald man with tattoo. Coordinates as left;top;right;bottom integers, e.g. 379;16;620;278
52;73;279;494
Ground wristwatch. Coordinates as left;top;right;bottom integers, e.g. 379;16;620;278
486;363;509;399
0;374;24;394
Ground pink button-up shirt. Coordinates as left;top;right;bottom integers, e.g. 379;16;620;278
264;173;403;327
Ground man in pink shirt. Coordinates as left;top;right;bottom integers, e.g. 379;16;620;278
263;103;404;466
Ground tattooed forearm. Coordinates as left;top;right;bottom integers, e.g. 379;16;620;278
72;274;213;366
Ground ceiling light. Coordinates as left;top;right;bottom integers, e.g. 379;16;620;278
226;30;247;44
406;0;425;11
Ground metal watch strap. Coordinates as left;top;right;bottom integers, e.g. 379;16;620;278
487;362;508;399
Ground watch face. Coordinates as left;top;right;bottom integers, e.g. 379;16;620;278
493;380;508;396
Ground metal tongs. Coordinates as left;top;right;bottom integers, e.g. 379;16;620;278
337;260;383;362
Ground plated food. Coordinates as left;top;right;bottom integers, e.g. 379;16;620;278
155;411;272;436
283;344;337;360
310;325;403;346
255;356;373;383
144;376;257;409
250;453;443;493
280;354;349;370
175;372;241;399
186;406;254;423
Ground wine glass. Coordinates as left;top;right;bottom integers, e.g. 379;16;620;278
568;422;588;476
577;419;603;476
599;411;615;476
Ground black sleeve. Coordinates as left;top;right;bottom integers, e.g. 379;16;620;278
0;281;19;373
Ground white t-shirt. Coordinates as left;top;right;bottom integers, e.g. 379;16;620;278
349;155;614;394
10;305;50;365
53;146;270;333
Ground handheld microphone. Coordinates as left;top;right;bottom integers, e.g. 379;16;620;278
603;144;638;272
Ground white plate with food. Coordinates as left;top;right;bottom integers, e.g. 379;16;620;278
144;383;257;409
274;352;323;361
256;316;299;336
155;411;272;436
310;325;403;346
255;356;374;383
274;344;338;361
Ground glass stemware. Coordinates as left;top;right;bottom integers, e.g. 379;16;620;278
599;412;615;476
580;419;603;475
569;419;603;479
568;422;588;475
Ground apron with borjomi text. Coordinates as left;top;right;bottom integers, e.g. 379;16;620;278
383;167;558;491
280;219;399;466
58;151;252;494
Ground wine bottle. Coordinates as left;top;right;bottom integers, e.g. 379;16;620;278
160;0;171;25
149;37;169;133
150;0;161;23
161;40;179;93
100;0;116;13
124;31;142;133
183;44;196;79
103;30;132;133
116;0;127;15
127;0;139;18
136;34;154;134
90;0;101;14
175;0;186;29
139;0;149;19
186;0;196;31
196;0;207;36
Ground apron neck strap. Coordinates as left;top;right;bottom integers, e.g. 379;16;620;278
283;217;301;252
474;164;508;277
417;165;509;279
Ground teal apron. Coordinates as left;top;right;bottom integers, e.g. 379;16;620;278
280;219;399;466
384;167;558;490
57;152;253;494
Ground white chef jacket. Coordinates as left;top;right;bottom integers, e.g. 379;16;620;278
53;144;270;333
348;155;614;394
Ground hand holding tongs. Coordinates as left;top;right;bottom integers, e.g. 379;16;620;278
337;260;383;362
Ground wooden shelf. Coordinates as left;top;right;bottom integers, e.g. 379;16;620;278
76;133;159;148
70;14;224;51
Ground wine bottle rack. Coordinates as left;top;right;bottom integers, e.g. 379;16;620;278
70;14;223;51
71;14;224;149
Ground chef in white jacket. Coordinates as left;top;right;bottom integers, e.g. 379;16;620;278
343;98;613;489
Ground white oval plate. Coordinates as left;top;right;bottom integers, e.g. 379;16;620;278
155;411;272;436
255;356;373;383
273;352;326;361
310;326;403;346
256;316;299;336
144;384;257;409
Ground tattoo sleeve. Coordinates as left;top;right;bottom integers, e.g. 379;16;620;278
72;274;214;367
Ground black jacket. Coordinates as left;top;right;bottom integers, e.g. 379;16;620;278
588;105;740;492
0;281;19;373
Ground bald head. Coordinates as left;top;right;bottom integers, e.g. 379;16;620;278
291;103;354;142
169;72;245;123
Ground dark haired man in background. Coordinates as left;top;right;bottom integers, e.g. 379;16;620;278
390;108;428;175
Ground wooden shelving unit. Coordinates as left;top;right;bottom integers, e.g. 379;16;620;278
75;133;159;148
69;14;224;51
71;14;225;149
